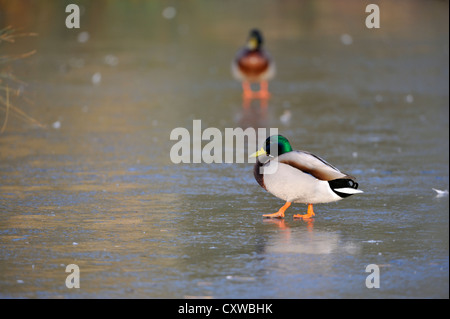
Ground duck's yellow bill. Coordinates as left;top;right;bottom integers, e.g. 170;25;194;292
247;37;258;50
249;147;266;158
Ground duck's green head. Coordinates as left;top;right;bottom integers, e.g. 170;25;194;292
251;135;293;158
246;29;263;51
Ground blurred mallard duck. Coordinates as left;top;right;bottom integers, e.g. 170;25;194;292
232;29;275;99
251;135;363;219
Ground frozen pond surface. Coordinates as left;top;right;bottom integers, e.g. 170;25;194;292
0;1;448;298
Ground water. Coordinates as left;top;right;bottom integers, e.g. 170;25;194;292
0;0;448;298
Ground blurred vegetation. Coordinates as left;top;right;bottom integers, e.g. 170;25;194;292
0;25;43;134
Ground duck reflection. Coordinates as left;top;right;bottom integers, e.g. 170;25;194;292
237;97;269;130
263;217;314;232
261;220;360;256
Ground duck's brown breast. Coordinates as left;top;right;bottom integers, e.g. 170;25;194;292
253;160;267;190
237;51;270;78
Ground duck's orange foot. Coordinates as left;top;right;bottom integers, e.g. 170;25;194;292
257;81;271;99
255;90;271;99
262;201;291;219
293;204;315;220
243;91;256;99
263;211;285;219
242;81;255;99
242;81;271;100
293;212;315;220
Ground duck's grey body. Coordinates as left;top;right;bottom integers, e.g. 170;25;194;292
254;150;361;204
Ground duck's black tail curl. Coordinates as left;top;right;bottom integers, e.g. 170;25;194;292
328;178;362;198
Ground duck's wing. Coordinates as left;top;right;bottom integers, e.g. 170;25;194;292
278;150;350;181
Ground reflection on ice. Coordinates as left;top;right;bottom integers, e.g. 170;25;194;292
264;223;360;256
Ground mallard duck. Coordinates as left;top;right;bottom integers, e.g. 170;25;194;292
232;29;276;99
251;135;363;219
